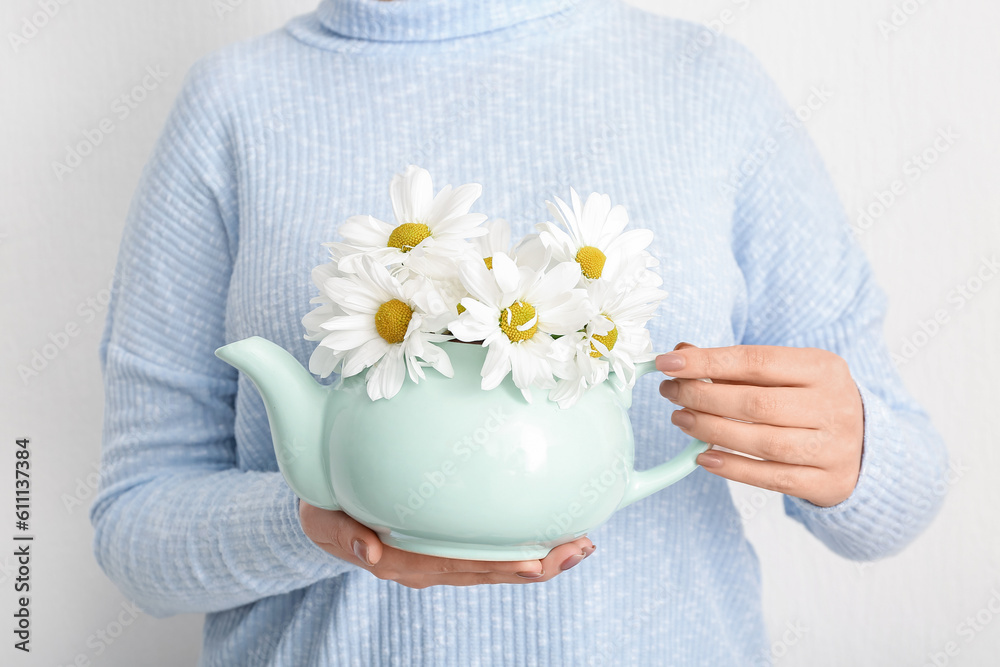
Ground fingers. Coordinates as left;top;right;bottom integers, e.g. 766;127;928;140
400;539;596;589
672;342;744;386
659;377;824;428
406;572;542;588
370;537;595;589
375;547;543;578
299;502;385;567
656;344;843;386
301;502;597;589
694;448;852;508
663;342;863;508
670;408;833;466
377;535;592;576
540;537;595;577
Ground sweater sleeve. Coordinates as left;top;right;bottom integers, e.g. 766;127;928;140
728;51;949;561
89;56;354;618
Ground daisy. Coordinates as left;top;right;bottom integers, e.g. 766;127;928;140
302;256;454;400
550;275;667;408
336;165;488;274
449;252;591;402
470;218;511;269
472;219;552;275
616;249;664;290
536;188;654;283
302;262;350;378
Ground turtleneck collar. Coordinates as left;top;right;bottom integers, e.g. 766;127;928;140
315;0;588;42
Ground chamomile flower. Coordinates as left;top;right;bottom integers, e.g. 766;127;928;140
301;262;350;378
303;169;669;407
449;252;591;402
303;256;454;401
615;249;664;290
550;275;667;408
536;188;653;283
470;218;511;269
336;165;488;274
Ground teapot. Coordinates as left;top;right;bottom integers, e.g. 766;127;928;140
215;336;709;560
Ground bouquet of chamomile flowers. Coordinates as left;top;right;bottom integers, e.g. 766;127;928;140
301;165;667;408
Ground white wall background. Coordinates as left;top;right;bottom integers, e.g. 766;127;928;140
2;1;997;665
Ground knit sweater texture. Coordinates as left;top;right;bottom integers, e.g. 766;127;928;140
91;1;948;665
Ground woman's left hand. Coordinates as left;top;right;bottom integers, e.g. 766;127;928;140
656;342;864;507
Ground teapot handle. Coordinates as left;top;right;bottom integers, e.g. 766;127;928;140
617;359;711;510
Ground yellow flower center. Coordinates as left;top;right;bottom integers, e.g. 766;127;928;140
374;299;413;344
483;256;493;270
590;324;619;358
499;301;538;343
456;303;466;315
387;223;431;253
575;245;607;280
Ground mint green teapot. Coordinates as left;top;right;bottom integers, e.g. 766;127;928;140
215;336;709;560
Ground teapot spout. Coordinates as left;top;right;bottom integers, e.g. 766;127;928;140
215;336;338;510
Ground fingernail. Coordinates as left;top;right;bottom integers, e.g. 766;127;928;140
583;544;597;557
657;352;685;372
517;570;544;579
672;410;695;429
352;539;372;566
560;553;586;571
660;380;679;401
697;453;723;469
674;341;694;350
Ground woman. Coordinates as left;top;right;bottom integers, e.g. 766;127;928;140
91;0;947;664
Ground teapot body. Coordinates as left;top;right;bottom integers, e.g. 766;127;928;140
215;336;708;561
323;342;635;559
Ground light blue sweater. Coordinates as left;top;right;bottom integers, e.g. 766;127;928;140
91;1;948;664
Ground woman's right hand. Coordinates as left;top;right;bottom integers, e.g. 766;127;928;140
299;501;595;589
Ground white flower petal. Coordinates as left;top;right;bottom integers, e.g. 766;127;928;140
405;350;426;383
341;337;390;377
426;182;483;226
481;341;512;390
596;204;630;246
390;165;434;224
580;192;611;245
366;345;407;400
549;377;587;409
477;218;511;258
338;246;403;273
524;261;582;306
509;344;536;391
360;256;407;302
419;343;454;378
490;252;520;294
310;262;342;289
606;228;654;259
319;327;380;351
318;314;375;332
302;303;340;338
429;213;489;238
307;345;344;379
512;233;554;271
537;294;591;335
458;259;500;304
450;304;497;342
339;215;394;248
